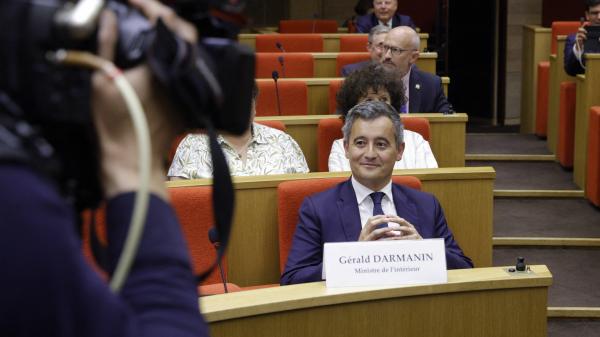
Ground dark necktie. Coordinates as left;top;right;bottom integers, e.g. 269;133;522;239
370;192;388;229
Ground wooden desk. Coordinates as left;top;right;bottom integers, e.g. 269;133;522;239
255;113;466;170
168;167;494;286
201;265;552;337
520;25;551;134
547;36;576;154
239;33;430;52
256;77;449;116
311;52;437;77
574;54;600;189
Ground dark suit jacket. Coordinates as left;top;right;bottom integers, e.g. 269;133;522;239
355;13;415;33
409;66;450;113
280;179;473;285
341;60;371;77
564;34;585;76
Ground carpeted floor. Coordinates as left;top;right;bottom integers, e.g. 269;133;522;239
494;198;600;237
466;161;579;190
548;319;600;336
466;129;600;336
466;133;551;155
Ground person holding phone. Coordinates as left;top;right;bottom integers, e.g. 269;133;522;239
564;0;600;76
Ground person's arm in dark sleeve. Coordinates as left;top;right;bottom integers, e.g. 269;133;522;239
433;75;450;113
355;14;370;33
280;197;325;285
431;195;473;269
0;165;208;337
406;15;416;30
564;34;585;76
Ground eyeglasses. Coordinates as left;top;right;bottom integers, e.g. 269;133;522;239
368;42;385;51
382;44;416;56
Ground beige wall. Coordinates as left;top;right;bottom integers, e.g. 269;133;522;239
505;0;543;125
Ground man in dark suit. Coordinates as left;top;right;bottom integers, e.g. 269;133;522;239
355;0;415;33
280;101;472;285
382;26;451;113
341;25;390;76
564;0;600;76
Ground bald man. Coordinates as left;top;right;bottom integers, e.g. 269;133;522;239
355;0;415;33
381;26;450;114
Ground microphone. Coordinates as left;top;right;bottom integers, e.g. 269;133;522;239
277;55;286;78
207;227;228;293
312;12;319;33
272;70;283;115
275;41;285;53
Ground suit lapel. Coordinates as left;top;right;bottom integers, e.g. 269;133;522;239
337;180;362;241
392;184;420;233
408;68;421;113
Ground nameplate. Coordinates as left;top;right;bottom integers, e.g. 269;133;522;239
323;239;447;288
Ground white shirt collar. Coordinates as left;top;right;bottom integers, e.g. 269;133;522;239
351;176;393;204
377;20;393;29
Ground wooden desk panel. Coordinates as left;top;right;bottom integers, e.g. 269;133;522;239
520;25;551;134
202;265;551;337
255;113;466;170
168;167;494;286
239;33;429;52
574;55;600;188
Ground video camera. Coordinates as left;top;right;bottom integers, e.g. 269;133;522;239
0;0;255;211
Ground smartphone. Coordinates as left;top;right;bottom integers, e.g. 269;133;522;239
584;25;600;54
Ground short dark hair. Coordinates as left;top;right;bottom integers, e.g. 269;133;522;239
342;100;404;148
335;63;406;117
586;0;600;10
252;81;259;101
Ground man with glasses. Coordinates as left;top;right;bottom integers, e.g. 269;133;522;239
382;26;450;113
355;0;415;33
564;0;600;76
341;25;390;76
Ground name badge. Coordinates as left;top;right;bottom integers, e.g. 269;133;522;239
323;239;447;288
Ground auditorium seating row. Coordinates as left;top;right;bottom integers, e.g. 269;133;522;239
254;51;437;78
521;22;600;202
239;33;430;53
168;113;466;171
254;78;449;116
165;167;495;287
256;78;450;116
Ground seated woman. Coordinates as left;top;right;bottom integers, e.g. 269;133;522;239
329;64;438;171
168;83;309;179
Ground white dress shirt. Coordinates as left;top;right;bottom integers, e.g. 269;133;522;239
328;129;438;172
351;177;397;228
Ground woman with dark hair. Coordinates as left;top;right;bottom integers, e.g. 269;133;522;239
329;64;438;171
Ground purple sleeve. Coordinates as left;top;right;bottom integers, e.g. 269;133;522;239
564;34;585;76
431;196;474;269
0;165;209;337
280;197;325;285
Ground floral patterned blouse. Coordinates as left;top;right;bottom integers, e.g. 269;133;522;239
168;123;309;179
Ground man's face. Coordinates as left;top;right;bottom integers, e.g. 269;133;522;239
381;30;419;76
367;33;387;62
344;116;404;191
373;0;398;24
586;4;600;25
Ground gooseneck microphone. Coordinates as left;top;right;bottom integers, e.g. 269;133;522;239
312;12;319;33
275;42;285;53
277;55;286;78
208;227;228;293
271;70;282;115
